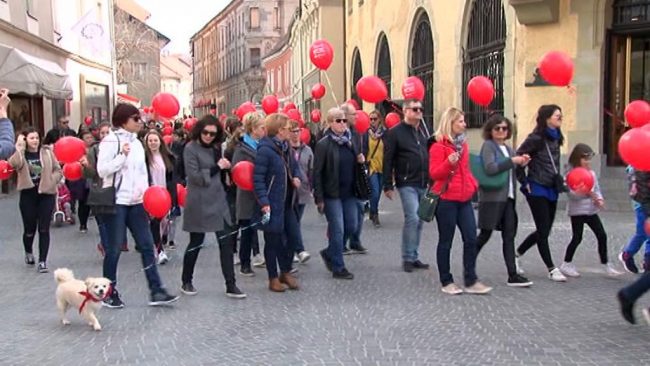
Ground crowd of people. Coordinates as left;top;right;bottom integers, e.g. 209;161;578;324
0;87;648;324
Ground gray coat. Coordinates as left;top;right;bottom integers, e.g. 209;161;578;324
292;143;313;205
477;140;517;230
182;141;231;233
231;140;257;221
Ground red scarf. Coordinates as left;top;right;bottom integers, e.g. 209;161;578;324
78;285;111;313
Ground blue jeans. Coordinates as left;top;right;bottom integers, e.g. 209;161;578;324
102;204;163;293
397;186;425;262
286;205;305;254
623;205;650;259
435;199;479;287
368;173;383;215
96;214;109;250
324;197;358;272
620;272;650;303
346;200;365;248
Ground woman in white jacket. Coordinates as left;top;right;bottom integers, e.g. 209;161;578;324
97;103;178;308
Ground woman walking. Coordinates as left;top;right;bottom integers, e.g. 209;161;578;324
180;115;246;298
429;107;492;295
366;110;385;228
515;104;568;282
288;119;313;263
73;128;96;233
253;113;302;291
9;128;61;272
475;114;532;287
97;103;178;308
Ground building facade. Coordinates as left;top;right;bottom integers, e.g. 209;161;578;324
345;0;650;173
191;0;299;117
262;33;292;102
161;53;193;117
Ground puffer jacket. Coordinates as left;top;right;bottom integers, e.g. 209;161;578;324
515;132;561;188
632;169;650;215
428;138;477;202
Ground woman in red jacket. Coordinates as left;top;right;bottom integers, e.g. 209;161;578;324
429;107;492;295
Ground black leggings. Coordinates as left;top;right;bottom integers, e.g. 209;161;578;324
477;199;518;276
19;187;56;262
150;218;162;254
517;195;558;270
181;227;236;287
564;214;608;264
77;192;90;228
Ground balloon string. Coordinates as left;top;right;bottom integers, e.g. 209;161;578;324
322;72;339;106
566;85;577;96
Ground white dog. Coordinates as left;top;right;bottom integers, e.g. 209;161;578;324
54;268;111;331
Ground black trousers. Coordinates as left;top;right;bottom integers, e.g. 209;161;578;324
182;229;235;288
77;191;90;228
19;187;56;262
564;214;608;264
150;218;162;253
477;199;518;276
517;195;558;270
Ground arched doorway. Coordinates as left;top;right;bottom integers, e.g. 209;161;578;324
461;0;506;128
350;48;363;109
605;0;650;165
409;10;434;131
375;33;392;115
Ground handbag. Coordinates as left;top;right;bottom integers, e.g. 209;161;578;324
87;134;121;215
470;141;509;191
417;170;454;222
353;162;371;200
545;142;568;193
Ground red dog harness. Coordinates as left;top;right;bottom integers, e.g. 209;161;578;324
78;285;112;313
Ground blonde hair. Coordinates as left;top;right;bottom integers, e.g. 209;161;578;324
242;112;264;134
435;107;464;142
265;113;290;136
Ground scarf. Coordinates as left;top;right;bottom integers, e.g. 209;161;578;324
452;133;467;152
327;129;352;146
243;133;258;150
271;136;289;152
545;127;560;141
369;125;385;140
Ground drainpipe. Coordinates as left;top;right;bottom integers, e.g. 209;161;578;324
342;1;347;101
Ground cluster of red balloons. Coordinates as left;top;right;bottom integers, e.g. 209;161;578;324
283;102;297;113
53;137;86;164
236;102;257;121
232;161;254;191
184;117;198;131
62;162;83;181
619;100;650;170
0;160;14;180
142;106;153;114
566;167;594;194
143;186;172;219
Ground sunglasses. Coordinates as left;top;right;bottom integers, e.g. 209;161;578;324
130;115;142;123
60;120;70;124
370;117;378;121
201;130;217;137
408;107;423;113
290;129;301;133
333;118;348;123
492;126;509;132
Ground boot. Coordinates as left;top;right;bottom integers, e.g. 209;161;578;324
371;213;381;228
279;272;299;290
268;277;286;292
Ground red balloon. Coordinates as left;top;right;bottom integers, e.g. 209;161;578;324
261;95;279;114
163;120;173;128
618;127;650;171
467;76;495;107
356;76;388;103
402;76;425;101
355;110;370;134
236;102;256;121
287;108;302;123
645;218;650;236
152;93;180;118
184;117;197;131
176;183;187;207
311;109;321;123
309;39;334;71
283;102;297;113
163;135;173;146
385;112;401;129
299;128;311;145
311;83;326;100
143;186;172;219
162;126;173;136
625;100;650;128
232;161;254;191
84;116;93;126
566;167;594;194
0;160;14;180
346;99;360;110
538;51;574;87
62;162;83;181
53;136;86;164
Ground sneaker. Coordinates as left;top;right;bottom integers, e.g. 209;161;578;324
333;268;354;280
412;260;430;269
149;290;179;306
441;283;464;295
559;262;580;277
293;254;299;263
548;268;567;282
297;251;311;263
618;251;639;274
167;241;176;251
96;243;105;257
157;251;169;265
180;283;198;296
79;225;88;233
370;214;381;228
403;261;415;273
103;289;125;309
24;253;35;265
37;262;48;273
507;274;533;287
605;263;623;277
226;285;247;299
617;290;636;324
239;265;255;277
465;281;493;295
320;249;333;272
349;245;368;254
515;256;525;275
252;254;265;268
642;307;650;326
234;254;241;265
342;247;352;255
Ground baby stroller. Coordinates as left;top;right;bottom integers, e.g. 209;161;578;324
53;182;75;227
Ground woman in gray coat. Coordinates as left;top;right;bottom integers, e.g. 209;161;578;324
181;115;246;299
475;114;532;287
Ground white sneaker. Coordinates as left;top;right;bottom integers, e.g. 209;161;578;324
157;251;169;265
297;251;311;264
605;263;623;277
290;267;299;274
548;268;567;282
234;254;240;265
441;283;464;295
559;262;580;277
293;254;299;263
642;307;650;326
515;256;525;275
252;254;265;268
464;281;493;295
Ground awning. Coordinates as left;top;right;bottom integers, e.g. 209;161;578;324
0;43;72;99
117;93;141;107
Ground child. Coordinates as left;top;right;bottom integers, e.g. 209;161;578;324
619;165;650;273
559;143;622;277
55;180;75;225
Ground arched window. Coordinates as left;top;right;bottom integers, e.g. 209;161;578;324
376;33;392;114
409;11;434;131
462;0;506;128
350;48;363;109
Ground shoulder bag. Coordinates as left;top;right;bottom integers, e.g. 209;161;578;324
417;171;453;223
470;140;509;191
545;142;568;193
87;134;121;215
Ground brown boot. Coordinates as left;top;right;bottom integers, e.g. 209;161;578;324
279;272;299;290
268;278;286;292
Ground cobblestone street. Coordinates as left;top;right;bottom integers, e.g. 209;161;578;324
0;194;648;365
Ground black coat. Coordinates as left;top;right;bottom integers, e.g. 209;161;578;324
313;133;360;204
515;132;561;188
382;121;430;190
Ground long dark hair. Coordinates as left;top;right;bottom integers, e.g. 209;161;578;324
190;115;224;146
533;104;564;145
568;143;594;168
112;103;140;128
21;127;41;150
143;129;174;171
